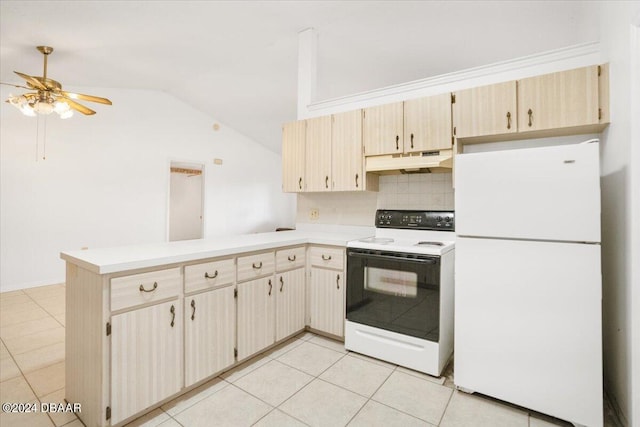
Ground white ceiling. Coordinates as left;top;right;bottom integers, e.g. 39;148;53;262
0;1;601;153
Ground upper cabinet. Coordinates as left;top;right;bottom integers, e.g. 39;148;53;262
363;94;452;156
305;116;333;192
332;110;364;191
517;65;602;132
453;65;609;144
453;81;518;139
282;121;306;192
363;102;404;156
404;93;452;152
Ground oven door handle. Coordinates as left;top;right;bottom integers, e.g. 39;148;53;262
348;251;437;264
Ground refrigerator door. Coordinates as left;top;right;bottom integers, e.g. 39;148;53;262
454;237;603;427
455;142;601;243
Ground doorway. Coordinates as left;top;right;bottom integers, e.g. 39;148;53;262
168;161;204;241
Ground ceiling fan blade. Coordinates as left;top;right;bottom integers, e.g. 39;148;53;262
60;96;96;115
0;82;31;90
60;91;112;105
14;71;47;90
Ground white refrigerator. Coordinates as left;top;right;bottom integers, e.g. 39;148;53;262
454;141;603;427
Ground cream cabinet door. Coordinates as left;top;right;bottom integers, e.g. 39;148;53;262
184;286;236;387
237;276;275;360
518;66;599;132
454;81;517;138
282;120;306;192
275;268;306;341
332;110;363;191
309;267;345;337
110;300;182;425
363;102;403;156
305;116;332;192
404;93;452;152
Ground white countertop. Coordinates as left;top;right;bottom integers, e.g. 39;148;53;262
60;226;374;275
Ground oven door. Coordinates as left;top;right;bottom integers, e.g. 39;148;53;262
346;248;440;342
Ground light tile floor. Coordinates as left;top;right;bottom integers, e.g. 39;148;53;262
0;284;625;427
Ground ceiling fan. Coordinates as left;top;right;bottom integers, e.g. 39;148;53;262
1;46;112;118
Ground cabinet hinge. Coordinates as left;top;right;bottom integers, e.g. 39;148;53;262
451;93;456;104
598;65;601;76
599;108;602;120
234;348;238;358
451;136;455;146
453;126;456;136
234;289;238;298
106;406;111;421
106;322;111;336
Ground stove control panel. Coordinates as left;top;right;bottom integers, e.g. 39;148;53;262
376;209;455;231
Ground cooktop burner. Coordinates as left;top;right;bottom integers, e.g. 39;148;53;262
416;241;445;246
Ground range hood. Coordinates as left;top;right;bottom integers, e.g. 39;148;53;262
366;150;453;174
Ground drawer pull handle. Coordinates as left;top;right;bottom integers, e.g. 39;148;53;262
506;111;512;129
204;270;218;279
139;282;158;293
336;274;340;290
287;255;296;262
252;262;263;269
322;254;332;261
190;299;196;320
170;305;175;327
528;109;533;127
268;279;272;296
280;276;284;292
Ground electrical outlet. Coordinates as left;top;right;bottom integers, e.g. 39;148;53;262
309;208;319;220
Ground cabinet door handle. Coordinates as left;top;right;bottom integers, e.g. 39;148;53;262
298;177;302;190
395;135;399;150
204;270;218;279
170;305;175;327
336;274;340;290
322;254;332;261
190;299;196;321
507;112;511;129
139;282;158;293
355;173;359;188
410;133;414;149
287;255;296;262
268;279;272;296
279;276;284;292
252;261;262;269
528;109;533;127
325;176;329;189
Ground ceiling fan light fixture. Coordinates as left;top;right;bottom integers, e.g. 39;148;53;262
59;109;74;119
53;100;70;114
33;99;54;115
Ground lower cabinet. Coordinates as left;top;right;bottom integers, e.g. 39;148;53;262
237;276;275;360
310;267;345;337
275;268;305;341
184;286;236;387
110;300;183;425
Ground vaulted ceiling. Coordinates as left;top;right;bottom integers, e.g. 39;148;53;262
0;1;601;153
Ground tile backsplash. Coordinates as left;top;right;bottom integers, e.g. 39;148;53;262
296;172;454;226
377;173;454;210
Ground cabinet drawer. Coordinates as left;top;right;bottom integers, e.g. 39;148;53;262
309;247;344;270
111;267;181;311
237;251;275;282
276;246;306;272
185;258;235;294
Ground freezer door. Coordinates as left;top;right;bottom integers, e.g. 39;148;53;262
455;142;601;242
454;237;603;427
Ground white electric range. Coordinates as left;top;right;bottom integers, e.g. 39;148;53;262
344;209;455;376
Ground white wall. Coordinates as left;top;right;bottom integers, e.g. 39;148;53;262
597;2;640;426
0;87;296;291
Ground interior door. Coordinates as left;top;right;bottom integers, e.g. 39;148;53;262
454;237;602;427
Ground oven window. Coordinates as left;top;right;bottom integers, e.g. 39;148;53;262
347;250;440;342
365;267;417;297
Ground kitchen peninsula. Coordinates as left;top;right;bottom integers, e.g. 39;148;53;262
60;227;371;427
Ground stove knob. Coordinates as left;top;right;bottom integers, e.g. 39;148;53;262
436;216;442;222
444;217;451;222
386;215;392;220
